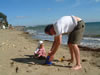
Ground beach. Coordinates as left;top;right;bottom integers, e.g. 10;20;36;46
0;29;100;75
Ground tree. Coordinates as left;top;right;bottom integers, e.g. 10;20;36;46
0;12;8;27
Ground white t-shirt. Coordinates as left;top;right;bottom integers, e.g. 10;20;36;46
53;16;78;36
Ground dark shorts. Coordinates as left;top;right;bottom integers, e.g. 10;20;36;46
68;20;85;44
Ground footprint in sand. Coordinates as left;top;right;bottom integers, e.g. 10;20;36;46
16;66;19;73
10;62;14;67
26;70;32;73
82;59;88;62
10;62;19;73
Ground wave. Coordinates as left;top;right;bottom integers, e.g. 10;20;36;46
83;37;100;41
84;34;100;38
25;29;37;35
25;24;100;48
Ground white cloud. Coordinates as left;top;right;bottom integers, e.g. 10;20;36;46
16;16;30;19
71;0;80;8
47;8;52;11
96;0;100;2
56;0;64;2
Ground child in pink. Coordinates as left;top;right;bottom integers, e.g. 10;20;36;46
34;41;46;59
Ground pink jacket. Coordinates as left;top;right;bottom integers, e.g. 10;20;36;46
35;47;46;57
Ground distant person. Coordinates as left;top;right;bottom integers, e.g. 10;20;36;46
44;16;85;70
2;25;6;29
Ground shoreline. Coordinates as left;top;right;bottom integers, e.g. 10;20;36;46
25;32;100;49
25;24;100;49
26;32;100;50
0;29;100;75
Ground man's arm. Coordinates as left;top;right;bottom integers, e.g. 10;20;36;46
48;35;62;56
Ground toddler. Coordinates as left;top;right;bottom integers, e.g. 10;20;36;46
34;41;46;59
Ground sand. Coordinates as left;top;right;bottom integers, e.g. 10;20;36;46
0;29;100;75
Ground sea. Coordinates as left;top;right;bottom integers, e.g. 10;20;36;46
25;22;100;49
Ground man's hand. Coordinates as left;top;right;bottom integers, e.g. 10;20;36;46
48;35;62;61
47;51;54;61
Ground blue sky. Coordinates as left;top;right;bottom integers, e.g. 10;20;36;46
0;0;100;26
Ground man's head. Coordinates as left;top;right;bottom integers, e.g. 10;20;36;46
45;24;56;35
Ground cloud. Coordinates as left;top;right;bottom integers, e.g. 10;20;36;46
16;16;30;19
96;0;100;2
47;8;52;11
56;0;64;2
71;0;80;8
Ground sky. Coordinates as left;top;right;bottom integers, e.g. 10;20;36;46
0;0;100;26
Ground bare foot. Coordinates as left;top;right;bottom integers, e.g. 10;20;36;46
72;65;82;70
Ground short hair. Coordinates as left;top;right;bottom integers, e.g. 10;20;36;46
45;24;53;33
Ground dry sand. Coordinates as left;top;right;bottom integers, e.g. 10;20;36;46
0;29;100;75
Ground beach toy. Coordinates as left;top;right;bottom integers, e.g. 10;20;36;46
45;56;52;65
59;56;65;62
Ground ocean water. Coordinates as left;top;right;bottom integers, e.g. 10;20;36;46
25;22;100;48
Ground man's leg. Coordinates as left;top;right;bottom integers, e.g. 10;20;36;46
68;43;75;63
71;44;81;70
67;20;85;70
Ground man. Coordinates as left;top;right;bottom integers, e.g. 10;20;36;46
44;16;85;70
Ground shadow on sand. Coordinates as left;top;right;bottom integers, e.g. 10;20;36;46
11;55;72;68
11;55;45;65
79;46;100;52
